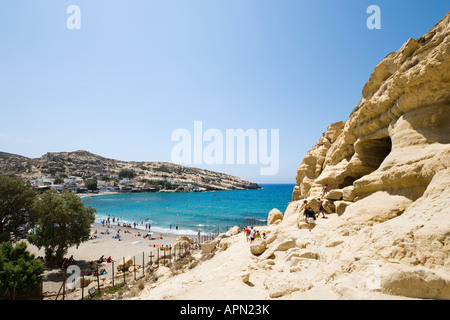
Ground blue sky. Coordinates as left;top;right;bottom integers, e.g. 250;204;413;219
0;1;448;183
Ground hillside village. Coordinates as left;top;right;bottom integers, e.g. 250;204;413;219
0;150;260;194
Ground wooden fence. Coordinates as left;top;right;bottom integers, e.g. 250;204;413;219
2;217;267;300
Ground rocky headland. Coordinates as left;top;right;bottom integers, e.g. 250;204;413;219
0;150;260;192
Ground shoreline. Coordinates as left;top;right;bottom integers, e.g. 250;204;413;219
24;221;199;299
26;221;196;262
77;191;121;199
76;184;269;199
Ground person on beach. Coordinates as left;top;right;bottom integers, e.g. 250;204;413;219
303;200;310;211
318;198;327;218
249;226;255;243
305;208;316;231
62;258;70;269
83;262;96;276
321;184;328;198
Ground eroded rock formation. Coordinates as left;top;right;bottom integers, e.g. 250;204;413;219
293;12;450;206
285;11;450;299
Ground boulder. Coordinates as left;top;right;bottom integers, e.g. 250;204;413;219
267;208;283;225
342;186;356;201
322;199;335;213
173;236;191;250
201;240;217;255
216;237;234;251
325;189;343;200
241;272;250;283
225;226;240;236
335;201;353;215
250;238;267;256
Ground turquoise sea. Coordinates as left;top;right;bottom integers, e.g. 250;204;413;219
82;184;294;236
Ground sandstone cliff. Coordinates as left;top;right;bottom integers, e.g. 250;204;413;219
293;12;450;203
284;11;450;298
131;12;450;301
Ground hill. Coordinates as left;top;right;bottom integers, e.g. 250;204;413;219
0;150;260;192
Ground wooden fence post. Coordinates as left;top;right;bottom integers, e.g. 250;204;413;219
112;261;115;287
123;257;126;284
96;264;101;294
133;256;136;281
62;271;66;300
81;275;84;300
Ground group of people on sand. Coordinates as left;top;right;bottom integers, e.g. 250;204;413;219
96;255;113;264
62;255;75;269
303;184;329;231
110;227;163;241
244;226;266;243
61;254;113;276
101;216;154;230
82;260;108;277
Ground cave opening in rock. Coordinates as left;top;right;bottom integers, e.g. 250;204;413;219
358;136;392;170
339;136;392;189
340;176;358;189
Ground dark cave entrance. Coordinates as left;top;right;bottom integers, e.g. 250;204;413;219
359;136;392;170
339;136;392;189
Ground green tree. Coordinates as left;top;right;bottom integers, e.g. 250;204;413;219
28;190;96;265
118;169;136;179
0;241;45;299
85;180;98;191
0;175;37;243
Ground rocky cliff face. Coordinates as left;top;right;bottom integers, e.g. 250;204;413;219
293;12;450;203
284;12;450;298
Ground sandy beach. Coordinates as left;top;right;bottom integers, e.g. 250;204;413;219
23;221;198;299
